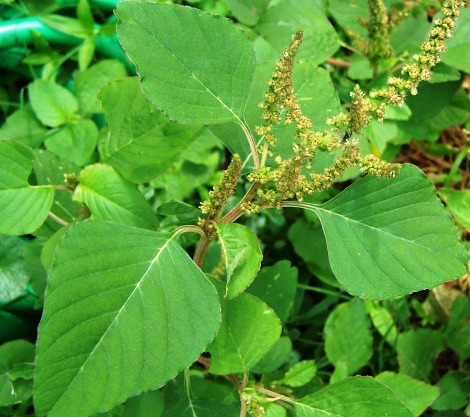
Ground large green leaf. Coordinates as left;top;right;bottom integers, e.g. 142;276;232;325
207;280;281;374
324;299;372;383
73;163;157;229
116;3;255;125
0;140;54;235
292;377;414;417
288;164;468;299
163;396;239;417
216;222;262;299
98;77;200;183
35;220;221;417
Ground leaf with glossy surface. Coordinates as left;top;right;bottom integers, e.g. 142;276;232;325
295;164;468;299
208;280;281;375
325;299;372;382
0;140;54;235
35;220;221;417
376;372;439;417
116;3;255;125
216;222;262;299
293;376;414;417
74;163;157;229
99;77;200;183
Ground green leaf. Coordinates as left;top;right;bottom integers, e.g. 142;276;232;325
278;360;317;388
396;329;445;380
0;140;54;235
295;164;468;299
0;236;28;304
35;220;221;417
324;299;372;382
251;336;292;374
225;0;268;25
292;376;414;417
29;79;78;127
163;396;239;417
116;3;255;125
0;340;35;406
73;163;157;229
365;300;399;346
444;297;470;360
439;188;470;232
432;371;470;411
376;372;439;417
247;260;298;323
257;0;339;65
216;222;262;299
75;60;128;115
45;119;98;166
98;77;200;183
157;201;201;225
208;280;281;374
0;106;47;148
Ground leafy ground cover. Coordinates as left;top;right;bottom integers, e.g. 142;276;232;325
0;0;469;416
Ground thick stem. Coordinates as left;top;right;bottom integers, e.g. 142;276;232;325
255;386;294;404
193;236;211;268
221;183;260;223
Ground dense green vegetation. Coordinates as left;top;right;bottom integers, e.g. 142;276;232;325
0;0;469;416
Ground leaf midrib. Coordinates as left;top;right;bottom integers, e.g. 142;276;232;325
49;236;175;414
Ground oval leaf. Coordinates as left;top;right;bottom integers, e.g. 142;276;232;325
0;140;54;235
299;164;468;299
208;280;281;375
116;3;255;124
216;222;262;299
35;220;221;417
73;163;157;229
293;376;414;417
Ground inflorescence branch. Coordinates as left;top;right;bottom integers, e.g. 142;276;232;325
198;0;463;222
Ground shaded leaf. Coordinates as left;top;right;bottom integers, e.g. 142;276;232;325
98;77;200;183
397;329;445;380
325;299;372;382
0;340;35;406
0;236;28;304
278;360;317;388
247;260;298;323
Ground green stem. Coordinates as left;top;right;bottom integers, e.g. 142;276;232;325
173;225;206;239
193;236;211;268
297;283;351;299
443;146;469;188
